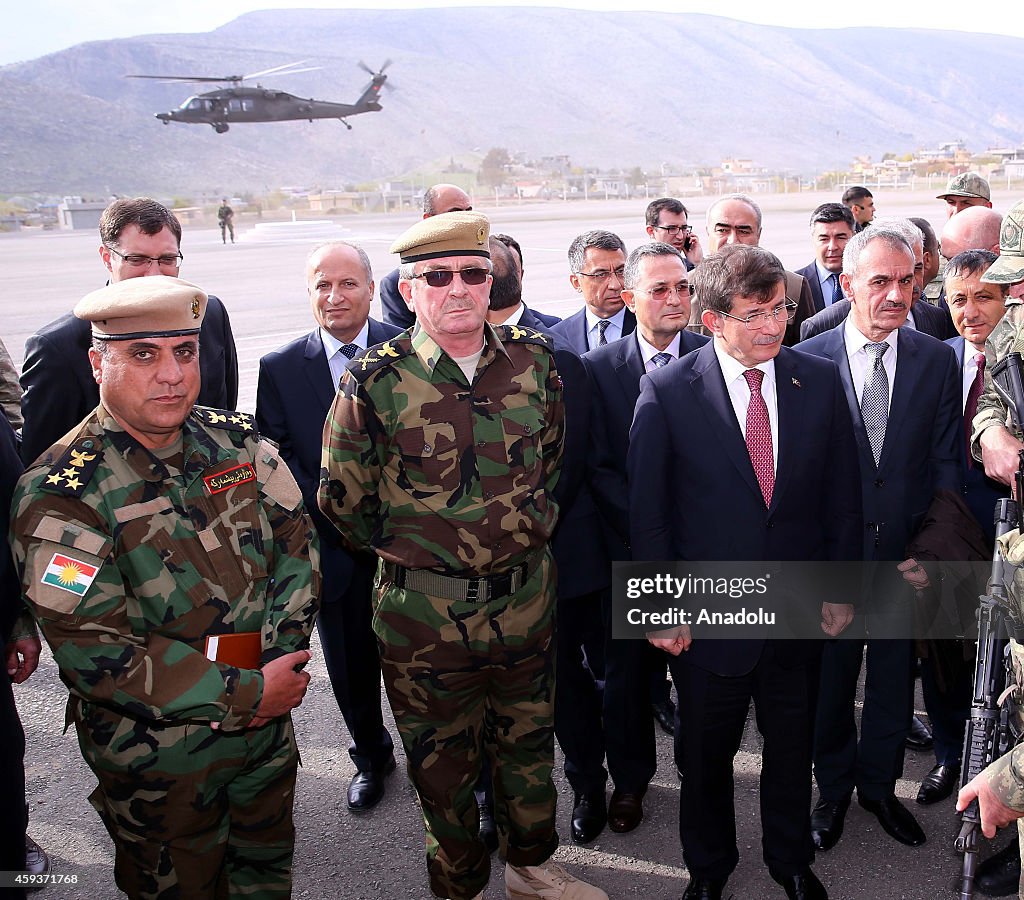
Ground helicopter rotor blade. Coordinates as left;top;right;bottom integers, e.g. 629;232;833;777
243;60;312;80
126;74;244;83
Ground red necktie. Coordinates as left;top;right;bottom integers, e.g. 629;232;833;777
964;353;986;468
743;369;774;506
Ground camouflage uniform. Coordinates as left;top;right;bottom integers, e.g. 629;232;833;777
319;323;564;899
971;298;1024;892
11;404;320;900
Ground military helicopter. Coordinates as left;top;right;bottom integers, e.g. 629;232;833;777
129;60;391;134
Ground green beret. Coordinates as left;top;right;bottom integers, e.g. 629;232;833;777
74;275;207;340
982;199;1024;285
390;211;490;263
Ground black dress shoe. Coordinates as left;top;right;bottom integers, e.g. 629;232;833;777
682;876;727;899
905;714;934;753
810;794;850;851
771;868;828;900
608;788;645;833
916;763;960;805
857;794;926;846
478;803;498;853
570;791;607;844
976;835;1021;896
347;755;396;811
652;698;676;735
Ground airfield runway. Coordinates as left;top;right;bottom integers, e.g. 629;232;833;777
2;190;1020;899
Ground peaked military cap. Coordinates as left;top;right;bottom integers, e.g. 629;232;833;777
981;199;1024;285
390;211;490;263
937;172;991;202
74;275;207;340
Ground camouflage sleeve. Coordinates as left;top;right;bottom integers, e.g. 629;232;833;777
255;438;321;661
318;370;386;552
542;351;566;503
0;335;22;430
983;744;1024;813
971;305;1023;461
11;481;266;727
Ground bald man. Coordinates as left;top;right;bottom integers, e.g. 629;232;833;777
379;183;473;328
940;207;1003;260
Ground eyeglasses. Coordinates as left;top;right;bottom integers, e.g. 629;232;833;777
719;302;798;330
106;246;183;269
637;283;692;301
653;224;692;236
576;266;625;283
410;267;489;287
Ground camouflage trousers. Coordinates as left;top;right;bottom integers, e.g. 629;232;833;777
374;551;559;900
73;698;298;900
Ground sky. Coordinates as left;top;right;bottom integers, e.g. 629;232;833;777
2;0;1022;66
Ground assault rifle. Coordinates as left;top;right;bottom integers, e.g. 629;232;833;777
956;352;1024;898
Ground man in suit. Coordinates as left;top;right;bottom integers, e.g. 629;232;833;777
550;231;635;353
257;241;400;812
799;226;962;854
379;184;473;329
629;243;862;899
799;218;957;342
645;198;703;271
940;207;1004;263
795;204;856;314
20;197;238;464
841;186;875;233
486;233;560;329
583;242;708;838
907;250;1011;810
701;194;815;346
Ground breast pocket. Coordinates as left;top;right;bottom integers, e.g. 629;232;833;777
394;423;460;495
501;408;545;471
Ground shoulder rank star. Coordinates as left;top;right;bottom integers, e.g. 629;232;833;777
792;377;802;388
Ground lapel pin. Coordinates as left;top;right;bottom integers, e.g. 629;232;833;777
792;377;802;388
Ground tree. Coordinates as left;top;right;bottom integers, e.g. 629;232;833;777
479;148;511;187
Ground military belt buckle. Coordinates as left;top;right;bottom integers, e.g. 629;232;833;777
465;578;482;603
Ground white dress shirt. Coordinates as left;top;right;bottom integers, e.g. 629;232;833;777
584;306;627;350
843;317;898;412
637;330;682;372
321;321;370;389
713;339;779;472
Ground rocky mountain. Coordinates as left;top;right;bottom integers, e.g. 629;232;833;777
1;8;1021;194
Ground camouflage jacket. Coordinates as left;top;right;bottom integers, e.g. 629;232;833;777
319;323;564;575
971;298;1024;460
11;405;320;731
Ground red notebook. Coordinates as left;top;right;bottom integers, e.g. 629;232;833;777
204;632;262;669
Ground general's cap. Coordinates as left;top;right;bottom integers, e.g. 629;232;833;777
74;275;207;340
390;211;490;263
981;200;1024;285
937;172;991;202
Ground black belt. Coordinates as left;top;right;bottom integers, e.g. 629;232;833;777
382;551;544;603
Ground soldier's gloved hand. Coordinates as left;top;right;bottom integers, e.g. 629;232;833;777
979;425;1024;487
254;650;312;721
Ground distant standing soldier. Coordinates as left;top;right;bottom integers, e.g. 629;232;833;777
11;275;320;899
218;198;235;243
319;212;607;900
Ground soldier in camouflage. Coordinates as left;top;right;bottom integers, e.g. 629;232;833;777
964;199;1024;895
319;212;606;900
11;276;320;900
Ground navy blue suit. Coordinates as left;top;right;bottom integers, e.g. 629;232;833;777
549;307;637;355
798;324;961;802
628;341;862;880
256;318;401;772
583;330;708;791
379;268;415;330
795;262;831;313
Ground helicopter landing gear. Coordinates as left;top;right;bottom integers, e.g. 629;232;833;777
340;118;353;131
212;122;229;134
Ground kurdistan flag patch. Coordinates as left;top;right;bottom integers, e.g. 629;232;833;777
41;553;99;595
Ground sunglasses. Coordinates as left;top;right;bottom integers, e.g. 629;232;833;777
411;267;489;287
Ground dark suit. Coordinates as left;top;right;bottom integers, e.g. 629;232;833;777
256;318;401;772
798;324;961;802
628;341;862;880
794;262;836;314
20;297;237;464
549;307;637;355
783;270;816;347
799;297;956;342
583;330;708;788
379;268;416;330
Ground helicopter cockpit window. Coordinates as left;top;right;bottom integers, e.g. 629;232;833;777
227;99;254;112
182;97;215;112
